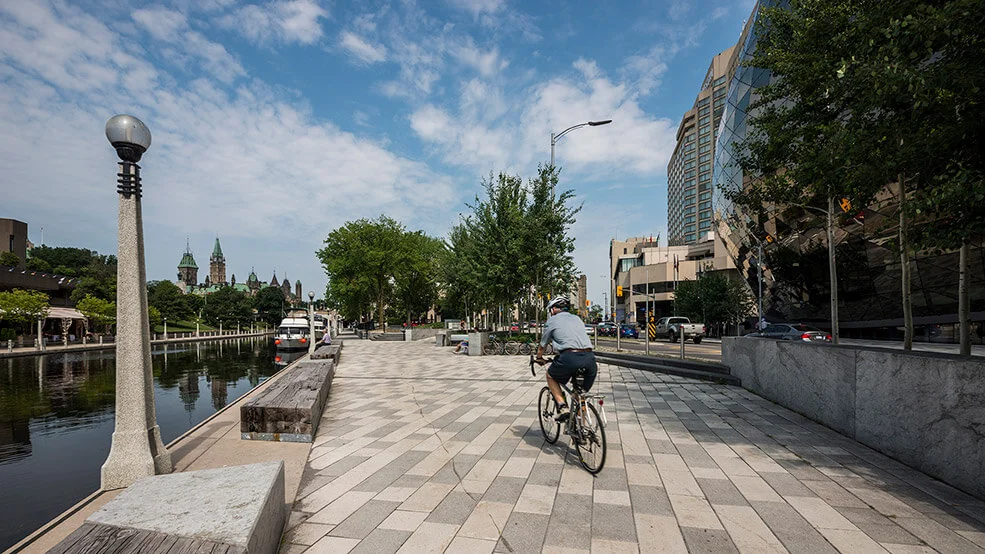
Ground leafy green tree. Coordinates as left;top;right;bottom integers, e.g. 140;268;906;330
201;287;253;326
148;305;162;329
76;294;116;333
318;216;408;326
673;273;754;334
147;280;191;322
394;232;446;325
0;251;20;267
25;257;52;272
0;289;50;332
588;304;603;323
254;286;287;326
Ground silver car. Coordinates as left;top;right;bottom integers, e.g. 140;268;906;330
750;323;831;342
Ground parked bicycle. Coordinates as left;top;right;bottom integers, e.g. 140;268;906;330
530;355;607;473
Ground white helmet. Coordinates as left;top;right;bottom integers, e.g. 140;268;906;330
546;296;570;312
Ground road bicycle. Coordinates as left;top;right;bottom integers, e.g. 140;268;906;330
529;354;607;473
483;334;519;355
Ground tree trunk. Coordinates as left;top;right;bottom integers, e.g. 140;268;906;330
827;196;840;344
959;240;971;356
899;175;913;350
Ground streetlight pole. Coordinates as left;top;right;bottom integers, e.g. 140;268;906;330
549;119;612;195
163;317;167;341
101;114;170;489
308;291;316;355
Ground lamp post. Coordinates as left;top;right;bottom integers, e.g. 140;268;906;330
163;317;167;341
549;119;612;195
101;114;170;490
308;291;316;355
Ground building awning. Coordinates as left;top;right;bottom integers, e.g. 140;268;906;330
46;307;86;320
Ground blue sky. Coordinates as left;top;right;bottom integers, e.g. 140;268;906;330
0;0;752;307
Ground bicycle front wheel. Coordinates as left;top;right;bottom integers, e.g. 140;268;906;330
538;387;560;444
518;342;532;355
483;342;496;355
505;341;520;355
574;403;607;473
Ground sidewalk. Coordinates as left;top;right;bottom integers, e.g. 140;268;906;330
282;340;985;553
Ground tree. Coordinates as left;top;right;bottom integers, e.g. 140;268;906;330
673;273;754;334
201;288;253;326
394;232;446;324
0;251;20;267
25;257;52;272
318;216;409;326
254;286;287;326
76;295;116;333
588;304;603;323
147;281;191;322
737;0;985;350
0;289;50;332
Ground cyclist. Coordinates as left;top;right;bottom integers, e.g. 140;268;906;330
535;296;597;421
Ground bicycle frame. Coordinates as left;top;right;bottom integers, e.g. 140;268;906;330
557;382;607;430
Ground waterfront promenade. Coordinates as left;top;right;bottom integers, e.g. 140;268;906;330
14;336;985;553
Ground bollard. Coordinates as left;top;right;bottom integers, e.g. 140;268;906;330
99;336;104;345
6;340;11;353
680;327;685;359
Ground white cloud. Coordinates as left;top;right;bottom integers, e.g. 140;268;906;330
451;40;508;77
222;0;328;45
131;7;188;42
339;31;387;64
444;0;506;19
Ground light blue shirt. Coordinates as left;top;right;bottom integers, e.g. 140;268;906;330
541;311;593;351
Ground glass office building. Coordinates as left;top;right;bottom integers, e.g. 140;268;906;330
712;1;985;342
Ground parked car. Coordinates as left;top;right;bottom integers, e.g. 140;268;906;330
592;322;614;337
509;322;520;332
653;317;706;344
619;324;639;339
749;323;831;342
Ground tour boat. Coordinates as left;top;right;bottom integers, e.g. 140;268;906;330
273;316;323;350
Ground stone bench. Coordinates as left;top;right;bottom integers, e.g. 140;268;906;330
240;358;335;442
50;462;285;554
311;341;342;364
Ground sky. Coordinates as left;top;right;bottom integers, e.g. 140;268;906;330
0;0;753;307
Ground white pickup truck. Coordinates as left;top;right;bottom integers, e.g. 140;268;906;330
654;317;706;344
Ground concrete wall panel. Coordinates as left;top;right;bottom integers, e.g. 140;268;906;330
723;337;985;500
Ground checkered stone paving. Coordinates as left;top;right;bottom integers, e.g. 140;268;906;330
282;339;985;553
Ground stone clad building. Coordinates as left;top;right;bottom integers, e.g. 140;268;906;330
175;238;300;302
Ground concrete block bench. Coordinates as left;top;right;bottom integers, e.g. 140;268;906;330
311;341;342;364
50;461;285;554
240;358;335;442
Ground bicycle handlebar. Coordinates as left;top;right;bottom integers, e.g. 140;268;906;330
528;354;553;376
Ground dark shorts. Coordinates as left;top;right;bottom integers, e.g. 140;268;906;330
548;351;598;391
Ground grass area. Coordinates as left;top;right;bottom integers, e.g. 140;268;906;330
152;320;217;333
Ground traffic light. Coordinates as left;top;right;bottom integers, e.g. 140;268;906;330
617;285;623;297
586;299;590;307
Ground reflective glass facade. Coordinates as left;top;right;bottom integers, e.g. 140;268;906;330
712;1;985;342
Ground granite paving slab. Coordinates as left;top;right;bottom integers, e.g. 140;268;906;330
282;340;985;553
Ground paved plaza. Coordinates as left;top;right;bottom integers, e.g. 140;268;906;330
280;339;985;553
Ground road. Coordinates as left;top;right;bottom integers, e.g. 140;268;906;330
593;335;723;363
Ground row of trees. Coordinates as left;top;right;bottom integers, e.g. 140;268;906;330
318;165;582;327
730;0;983;352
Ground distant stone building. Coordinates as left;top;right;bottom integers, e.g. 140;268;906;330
177;240;198;287
295;280;302;300
174;241;301;299
209;238;226;287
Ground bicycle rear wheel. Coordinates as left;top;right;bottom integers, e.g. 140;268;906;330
538;387;560;444
574;403;607;473
518;342;532;355
483;342;496;355
505;341;520;355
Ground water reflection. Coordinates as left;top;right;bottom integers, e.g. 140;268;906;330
0;337;280;551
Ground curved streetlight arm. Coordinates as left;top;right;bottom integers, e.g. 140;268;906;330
550;119;612;168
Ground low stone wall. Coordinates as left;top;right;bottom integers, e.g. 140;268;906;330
404;327;444;341
723;337;985;500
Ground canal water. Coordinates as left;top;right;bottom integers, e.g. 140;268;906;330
0;337;296;551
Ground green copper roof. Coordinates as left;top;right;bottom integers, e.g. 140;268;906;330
212;237;223;257
178;252;198;269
